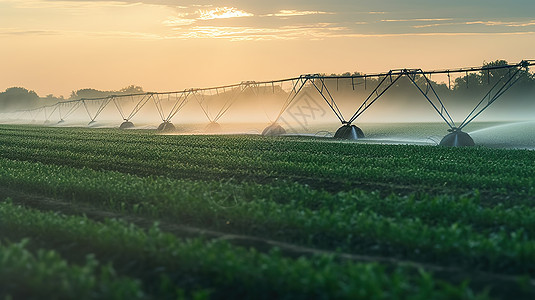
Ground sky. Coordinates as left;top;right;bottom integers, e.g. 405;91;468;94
0;0;534;97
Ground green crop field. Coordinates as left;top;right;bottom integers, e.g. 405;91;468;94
1;124;534;299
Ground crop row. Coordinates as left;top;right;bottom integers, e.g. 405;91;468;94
0;239;145;299
0;201;490;300
1;157;535;276
0;125;534;199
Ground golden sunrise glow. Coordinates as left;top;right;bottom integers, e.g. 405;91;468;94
0;0;533;97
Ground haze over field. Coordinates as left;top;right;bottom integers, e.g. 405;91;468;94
3;3;535;298
1;0;534;98
1;0;534;147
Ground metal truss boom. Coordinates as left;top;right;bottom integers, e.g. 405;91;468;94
275;76;309;121
153;91;192;122
82;98;111;122
310;77;345;123
3;60;533;127
113;94;153;122
193;81;253;123
44;105;59;122
404;69;456;129
348;71;404;124
58;101;81;121
404;61;531;130
458;65;525;130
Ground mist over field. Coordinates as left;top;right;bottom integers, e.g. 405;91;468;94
3;1;535;298
1;60;534;149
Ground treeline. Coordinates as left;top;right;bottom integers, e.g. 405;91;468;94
1;60;533;112
321;60;535;101
0;85;144;111
68;85;144;100
0;87;41;111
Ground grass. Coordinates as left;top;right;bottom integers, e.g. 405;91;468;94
0;124;533;299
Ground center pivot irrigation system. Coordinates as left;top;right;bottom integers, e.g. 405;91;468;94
4;60;534;146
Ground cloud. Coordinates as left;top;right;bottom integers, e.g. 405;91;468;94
0;27;163;39
168;23;349;41
0;28;59;36
5;23;532;41
265;10;333;17
9;0;142;9
89;30;164;39
163;12;196;27
165;21;535;41
413;19;535;29
413;23;457;28
506;21;535;27
197;7;253;20
5;1;535;42
466;20;535;27
163;17;196;27
162;6;254;28
382;18;453;22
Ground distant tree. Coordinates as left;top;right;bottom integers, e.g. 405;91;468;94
70;88;111;100
451;60;535;101
480;60;509;85
119;85;144;94
42;94;64;105
69;85;145;100
0;87;40;111
453;73;482;90
494;60;535;93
